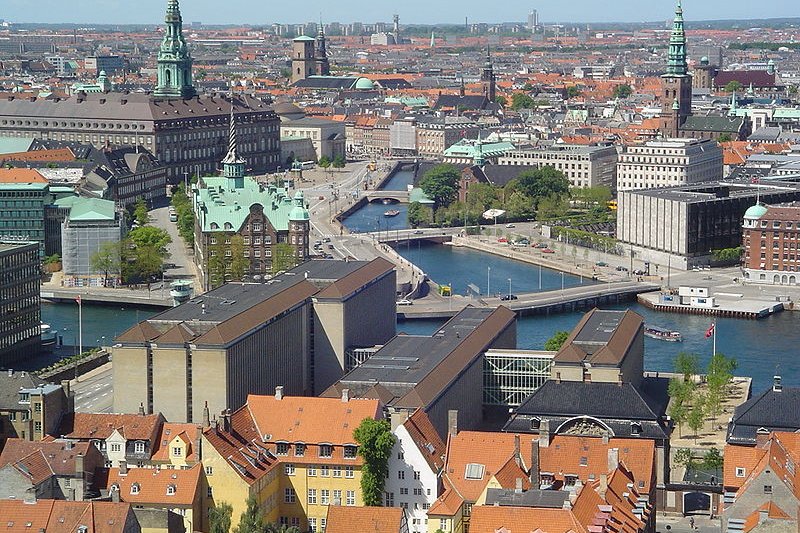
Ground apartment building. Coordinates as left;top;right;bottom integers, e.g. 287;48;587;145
0;242;41;364
498;144;618;189
742;202;800;285
616;138;722;191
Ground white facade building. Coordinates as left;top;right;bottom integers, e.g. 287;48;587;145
498;144;618;189
616;138;723;191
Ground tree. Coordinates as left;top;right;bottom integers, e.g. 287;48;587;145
674;352;700;382
718;133;733;143
318;155;331;168
515;167;570;203
674;448;695;469
494;95;508;107
536;194;568;220
612;84;633;99
128;226;171;252
207;241;228;289
123;226;172;283
725;80;744;93
209;502;233;533
353;418;396;507
90;241;121;287
271;242;298;275
195;69;208;81
705;353;737;426
465;182;500;212
703;447;724;471
234;496;265;533
264;525;299;533
566;85;582;98
544;331;569;351
420;164;461;211
687;395;706;444
504;190;535;219
229;235;250;281
407;201;434;227
668;399;688;438
133;198;149;226
511;92;536;110
332;155;346;168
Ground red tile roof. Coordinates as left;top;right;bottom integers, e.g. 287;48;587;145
96;464;202;507
0;500;136;533
0;168;47;183
402;409;446;473
58;412;165;442
325;506;405;533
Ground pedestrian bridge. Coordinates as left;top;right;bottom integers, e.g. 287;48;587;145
365;190;410;203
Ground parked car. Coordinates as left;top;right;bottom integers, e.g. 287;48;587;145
498;237;508;243
396;299;413;306
535;242;549;249
633;269;646;275
542;248;555;254
500;294;518;301
169;213;178;222
505;223;516;228
616;266;629;272
413;230;424;234
595;261;609;267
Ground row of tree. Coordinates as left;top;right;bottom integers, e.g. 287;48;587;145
410;163;611;229
171;184;196;247
667;352;737;443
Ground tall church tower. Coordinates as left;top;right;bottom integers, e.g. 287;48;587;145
292;36;316;84
481;46;496;102
221;103;246;190
154;0;196;99
315;22;330;76
660;0;692;138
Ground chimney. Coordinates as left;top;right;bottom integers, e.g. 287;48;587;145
341;388;350;403
119;460;128;475
773;375;783;392
7;369;12;377
529;439;540;485
202;401;210;429
111;485;120;503
221;409;232;433
275;386;284;400
138;402;145;415
539;419;550;448
514;434;521;467
61;380;71;397
602;431;609;444
515;478;523;493
448;410;459;437
608;447;619;472
599;473;608;498
75;453;84;479
23;489;36;504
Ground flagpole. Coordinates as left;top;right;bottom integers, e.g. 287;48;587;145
712;321;716;357
78;297;83;356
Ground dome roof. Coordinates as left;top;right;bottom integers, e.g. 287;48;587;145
744;203;768;220
355;77;375;90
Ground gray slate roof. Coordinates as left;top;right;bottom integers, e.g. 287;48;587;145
726;386;800;445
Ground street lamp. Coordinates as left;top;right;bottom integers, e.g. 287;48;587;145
487;266;491;296
508;278;512;299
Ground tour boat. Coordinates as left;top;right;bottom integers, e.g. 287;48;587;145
41;323;57;350
644;325;682;342
384;209;401;217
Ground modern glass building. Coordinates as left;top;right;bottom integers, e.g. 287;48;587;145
483;349;554;407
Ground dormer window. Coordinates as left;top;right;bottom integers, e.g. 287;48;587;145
344;446;357;459
630;422;642;436
134;441;145;454
319;444;333;458
276;443;289;456
295;444;305;457
131;483;140;495
171;446;183;457
167;484;176;496
530;417;541;430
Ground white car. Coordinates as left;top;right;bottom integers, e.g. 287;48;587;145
396;299;413;306
505;223;516;228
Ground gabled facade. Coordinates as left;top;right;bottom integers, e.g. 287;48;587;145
0;371;72;444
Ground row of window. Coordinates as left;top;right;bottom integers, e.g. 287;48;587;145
284;464;355;478
276;443;357;459
301;488;356;506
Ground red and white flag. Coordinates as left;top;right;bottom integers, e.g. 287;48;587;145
705;323;715;338
75;295;82;305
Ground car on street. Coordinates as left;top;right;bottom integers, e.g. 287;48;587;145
595;261;609;267
413;230;424;234
542;248;555;254
169;213;178;222
505;223;516;228
633;269;646;275
497;237;508;243
396;299;413;306
616;266;628;272
535;242;549;249
500;294;518;301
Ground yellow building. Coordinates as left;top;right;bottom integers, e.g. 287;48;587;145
202;389;382;532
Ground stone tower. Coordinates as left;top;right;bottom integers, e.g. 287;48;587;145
660;0;692;138
315;22;330;76
292;36;317;84
221;102;246;190
481;46;496;102
154;0;196;99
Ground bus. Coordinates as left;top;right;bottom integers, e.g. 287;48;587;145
300;161;316;170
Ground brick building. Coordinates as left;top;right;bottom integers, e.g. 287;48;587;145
742;202;800;285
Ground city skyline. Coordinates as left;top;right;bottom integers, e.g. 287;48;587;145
3;0;799;26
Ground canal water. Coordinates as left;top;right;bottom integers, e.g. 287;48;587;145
37;163;800;393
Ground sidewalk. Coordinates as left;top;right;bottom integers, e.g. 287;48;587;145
657;513;721;533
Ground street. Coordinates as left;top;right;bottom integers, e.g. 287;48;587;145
149;203;201;288
72;363;113;413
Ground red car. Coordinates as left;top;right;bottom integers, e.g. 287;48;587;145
542;248;555;254
498;237;508;243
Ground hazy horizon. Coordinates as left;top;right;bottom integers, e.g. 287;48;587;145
3;0;799;26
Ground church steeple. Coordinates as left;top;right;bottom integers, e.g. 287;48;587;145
666;0;688;77
222;102;246;188
481;46;496;102
155;0;196;99
315;19;330;76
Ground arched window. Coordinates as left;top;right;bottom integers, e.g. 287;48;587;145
165;69;171;86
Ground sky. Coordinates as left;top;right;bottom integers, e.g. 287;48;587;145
3;0;799;25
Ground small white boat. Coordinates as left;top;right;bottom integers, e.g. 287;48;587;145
644;325;682;342
41;323;57;350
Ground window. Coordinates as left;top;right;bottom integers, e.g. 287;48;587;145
172;447;183;457
385;492;395;506
321;518;326;532
207;486;213;498
131;483;140;495
464;463;485;480
205;466;213;475
333;490;342;505
321;489;330;505
413;470;420;480
735;467;746;478
285;463;295;476
345;466;354;478
764;485;773;494
34;421;42;432
307;489;317;505
295;444;305;457
320;465;330;477
344;445;357;459
276;443;289;456
320;444;333;457
579;456;588;466
346;490;355;506
398;470;405;480
134;441;145;454
400;488;408;495
285;488;296;503
332;466;341;478
167;484;176;496
110;443;121;453
308;518;317;533
308;465;316;476
413;488;423;496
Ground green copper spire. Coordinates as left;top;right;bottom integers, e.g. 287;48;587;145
665;0;688;77
222;102;246;188
155;0;196;98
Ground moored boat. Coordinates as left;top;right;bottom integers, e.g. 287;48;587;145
384;209;400;217
41;323;57;350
